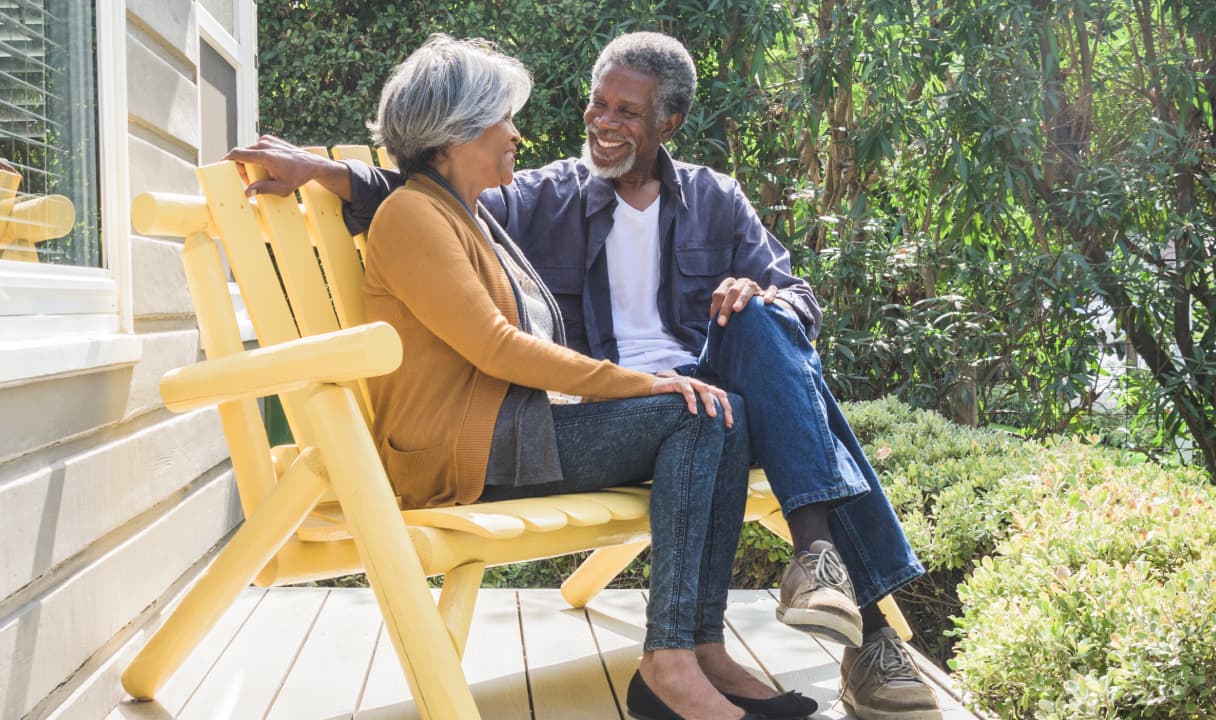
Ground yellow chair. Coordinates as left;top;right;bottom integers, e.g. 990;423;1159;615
0;169;76;262
121;150;909;719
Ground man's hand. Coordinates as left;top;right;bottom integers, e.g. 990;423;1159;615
710;277;778;326
224;135;353;200
651;375;733;428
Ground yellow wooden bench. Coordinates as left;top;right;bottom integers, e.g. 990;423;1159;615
0;169;75;262
120;150;909;718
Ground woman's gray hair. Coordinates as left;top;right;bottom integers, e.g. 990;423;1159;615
369;34;531;172
591;32;697;125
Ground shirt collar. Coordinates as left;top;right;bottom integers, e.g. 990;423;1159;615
583;146;687;217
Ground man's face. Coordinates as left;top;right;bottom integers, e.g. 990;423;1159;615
582;63;678;179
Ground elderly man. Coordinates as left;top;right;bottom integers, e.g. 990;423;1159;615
229;32;941;720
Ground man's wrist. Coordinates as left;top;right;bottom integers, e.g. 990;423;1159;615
313;158;354;202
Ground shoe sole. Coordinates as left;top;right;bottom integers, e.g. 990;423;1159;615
843;699;944;720
776;605;863;647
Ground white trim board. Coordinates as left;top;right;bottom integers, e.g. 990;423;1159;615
0;334;142;388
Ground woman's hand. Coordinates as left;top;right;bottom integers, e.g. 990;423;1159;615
651;375;734;428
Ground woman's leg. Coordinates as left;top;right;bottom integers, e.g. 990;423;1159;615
485;394;727;649
689;404;784;702
692;396;749;646
480;394;751;718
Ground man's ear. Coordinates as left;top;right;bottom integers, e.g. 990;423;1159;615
658;113;684;142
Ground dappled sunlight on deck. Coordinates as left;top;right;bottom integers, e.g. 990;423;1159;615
105;588;976;719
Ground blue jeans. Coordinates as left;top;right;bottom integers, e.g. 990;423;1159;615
480;394;751;651
692;298;924;608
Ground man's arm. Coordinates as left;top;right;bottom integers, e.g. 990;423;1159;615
223;135;403;235
224;135;353;198
712;182;823;339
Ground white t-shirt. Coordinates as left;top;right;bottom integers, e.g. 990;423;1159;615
606;194;698;372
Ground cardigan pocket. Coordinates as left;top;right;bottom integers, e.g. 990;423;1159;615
383;439;457;508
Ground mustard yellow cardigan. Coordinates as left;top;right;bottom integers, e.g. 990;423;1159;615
364;174;656;508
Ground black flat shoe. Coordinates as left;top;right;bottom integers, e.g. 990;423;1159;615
626;670;765;720
723;689;818;719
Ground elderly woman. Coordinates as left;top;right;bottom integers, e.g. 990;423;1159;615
361;34;803;720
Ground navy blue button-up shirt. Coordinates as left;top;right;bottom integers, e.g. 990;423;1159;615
345;147;822;362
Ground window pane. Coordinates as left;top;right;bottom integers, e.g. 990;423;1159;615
200;41;238;164
200;0;235;35
0;0;99;267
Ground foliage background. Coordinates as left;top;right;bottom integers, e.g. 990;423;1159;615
259;0;1216;478
262;4;1216;714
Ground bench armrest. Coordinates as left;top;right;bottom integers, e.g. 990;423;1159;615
160;322;401;411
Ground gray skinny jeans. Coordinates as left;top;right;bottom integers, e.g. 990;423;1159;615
480;394;750;650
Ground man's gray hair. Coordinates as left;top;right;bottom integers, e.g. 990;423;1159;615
370;34;531;172
591;32;697;124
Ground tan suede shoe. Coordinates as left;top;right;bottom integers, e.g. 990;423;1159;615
775;540;863;647
840;627;943;720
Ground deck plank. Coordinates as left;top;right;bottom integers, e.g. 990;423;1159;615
175;587;328;720
351;624;406;720
265;589;382;720
357;589;531;720
458;589;531;720
103;588;980;720
726;589;854;718
583;589;646;712
106;589;267;720
518;589;620;720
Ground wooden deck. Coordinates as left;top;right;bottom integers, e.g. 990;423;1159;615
105;588;978;720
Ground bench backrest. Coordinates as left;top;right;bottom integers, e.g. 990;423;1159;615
180;148;395;515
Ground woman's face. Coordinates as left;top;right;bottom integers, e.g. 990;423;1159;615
451;114;521;191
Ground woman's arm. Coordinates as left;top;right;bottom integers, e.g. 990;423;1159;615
366;191;732;425
368;192;653;399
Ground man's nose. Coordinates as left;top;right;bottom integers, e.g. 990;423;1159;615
593;111;622;128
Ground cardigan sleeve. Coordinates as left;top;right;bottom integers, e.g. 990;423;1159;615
366;190;656;399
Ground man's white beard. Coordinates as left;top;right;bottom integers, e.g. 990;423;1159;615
582;131;637;179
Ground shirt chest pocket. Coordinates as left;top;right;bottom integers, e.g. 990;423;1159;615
673;246;732;322
674;246;732;278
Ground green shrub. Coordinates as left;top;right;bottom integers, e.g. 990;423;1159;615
951;461;1216;718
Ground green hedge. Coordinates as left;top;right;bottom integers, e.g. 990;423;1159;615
950;459;1216;718
841;398;1216;719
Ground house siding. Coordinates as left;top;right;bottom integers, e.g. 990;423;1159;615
0;2;255;718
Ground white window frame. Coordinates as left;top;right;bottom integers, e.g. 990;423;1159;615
199;0;259;341
198;0;258;151
0;1;138;384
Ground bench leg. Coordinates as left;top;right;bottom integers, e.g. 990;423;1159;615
561;541;650;608
121;449;330;700
307;385;480;720
758;511;914;642
439;561;485;658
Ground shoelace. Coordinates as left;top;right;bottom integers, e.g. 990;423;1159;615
860;634;919;682
802;548;856;601
834;635;920;709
